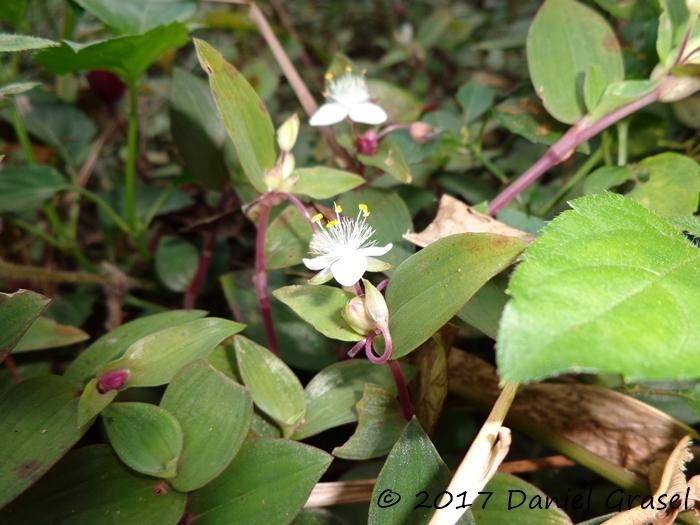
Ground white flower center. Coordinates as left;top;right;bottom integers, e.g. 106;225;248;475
310;210;377;257
327;74;371;106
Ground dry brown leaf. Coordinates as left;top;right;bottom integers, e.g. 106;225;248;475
404;194;534;247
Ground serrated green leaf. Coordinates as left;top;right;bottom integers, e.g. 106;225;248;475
0;445;187;525
103;402;183;478
233;335;305;436
291;167;365;199
527;0;624;124
369;419;451;525
273;285;362;342
65;309;207;388
195;38;276;193
387;233;526;359
0;165;68;213
161;360;253;492
498;193;700;382
0;33;57;52
0;289;49;362
72;0;196;35
13;317;88;353
187;439;332;525
0;376;84;507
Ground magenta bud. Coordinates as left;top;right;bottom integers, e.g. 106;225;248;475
355;130;379;155
86;70;127;104
97;369;129;394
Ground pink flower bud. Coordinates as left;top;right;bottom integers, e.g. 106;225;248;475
409;122;437;143
97;369;129;394
355;130;379;155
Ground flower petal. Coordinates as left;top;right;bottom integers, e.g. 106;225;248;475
348;102;388;125
358;243;393;258
330;253;368;287
303;255;336;271
309;103;348;126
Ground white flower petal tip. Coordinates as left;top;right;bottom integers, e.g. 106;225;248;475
310;72;388;126
303;204;393;287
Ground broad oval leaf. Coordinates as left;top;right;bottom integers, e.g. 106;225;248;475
233;335;305;436
0;165;68;213
72;0;196;35
291;167;365;199
386;233;527;359
161;360;253;492
154;235;199;292
527;0;624;124
0;375;84;507
102;402;183;478
187;439;332;525
100;317;245;387
0;289;49;363
0;445;187;525
195;38;276;193
497;193;700;382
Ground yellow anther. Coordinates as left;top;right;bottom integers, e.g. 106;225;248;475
345;65;352;72
324;72;333;80
334;203;343;213
326;220;338;228
358;203;370;217
311;213;324;224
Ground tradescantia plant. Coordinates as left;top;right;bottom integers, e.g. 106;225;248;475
1;1;700;524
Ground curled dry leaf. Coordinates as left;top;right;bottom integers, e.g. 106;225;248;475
404;194;534;247
448;350;697;490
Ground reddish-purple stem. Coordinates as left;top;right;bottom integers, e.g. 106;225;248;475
253;200;279;355
3;355;20;383
387;359;413;420
183;230;215;309
365;324;393;364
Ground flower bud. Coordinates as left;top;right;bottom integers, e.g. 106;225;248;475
86;70;126;104
409;122;437;143
280;151;295;179
277;113;300;152
687;0;700;15
362;279;389;327
342;296;377;335
97;369;129;394
355;129;379;155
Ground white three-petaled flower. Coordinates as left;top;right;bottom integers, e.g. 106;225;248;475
303;204;392;286
309;73;388;127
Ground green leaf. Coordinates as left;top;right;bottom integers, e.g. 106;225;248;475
526;0;624;124
292;167;365;199
0;165;68;213
588;79;659;120
0;376;84;507
72;0;196;35
13;317;89;352
273;285;362;342
0;289;49;362
294;360;412;440
77;377;118;427
457;80;495;123
471;473;572;525
195;38;276;193
100;317;245;387
583;165;631;195
65;309;207;388
0;445;187;524
367;79;423;123
0;81;40;98
493;105;563;147
187;439;332;525
35;23;189;85
369;419;451;525
154;235;199;292
583;64;607;112
0;33;57;52
358;137;412;183
170;67;229;190
387;233;527;359
456;276;509;340
233;335;305;436
102;402;183;478
0;1;28;28
333;383;408;460
265;204;312;270
627;152;700;216
498;193;700;382
161;360;253;492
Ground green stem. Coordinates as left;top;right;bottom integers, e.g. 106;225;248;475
473;147;509;184
73;186;131;234
616;119;629;166
124;83;139;233
10;102;36;165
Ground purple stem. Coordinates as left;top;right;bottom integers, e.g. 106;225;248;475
348;338;367;358
253;199;279;355
487;85;663;216
387;359;413;420
365;324;393;364
282;192;318;231
183;230;214;309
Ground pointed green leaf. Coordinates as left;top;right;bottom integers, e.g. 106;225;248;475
0;81;40;98
498;194;700;382
13;317;88;353
456;276;510;339
457;80;495;123
588;79;659;120
233;336;305;436
0;445;187;524
77;378;118;427
64;309;207;388
161;360;253;491
273;285;362;342
333;383;408;460
291;167;365;199
100;317;245;387
0;33;57;52
187;439;332;525
387;233;527;359
358;138;412;183
369;419;451;525
527;0;624;123
0;376;84;507
195;38;276;193
0;289;49;362
72;0;196;35
103;402;183;478
0;165;68;213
